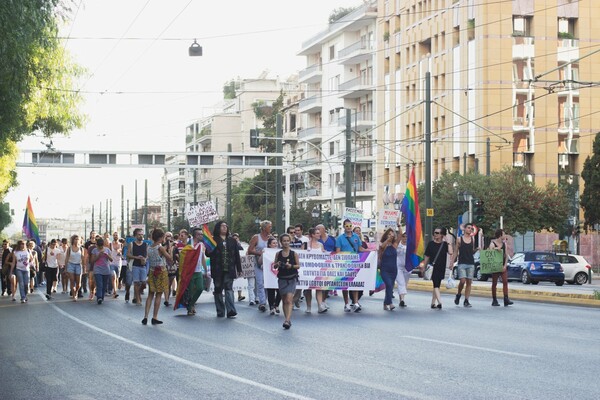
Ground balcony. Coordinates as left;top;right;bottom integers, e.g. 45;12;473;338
339;76;374;99
337;111;375;130
297;126;322;143
338;40;374;65
513;152;527;168
557;39;579;63
513;115;532;131
336;181;374;194
295;157;322;172
298;94;322;113
512;36;535;59
297;188;320;199
298;63;322;84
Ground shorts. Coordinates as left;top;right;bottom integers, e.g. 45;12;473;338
132;266;147;283
67;263;82;275
457;264;475;280
278;277;297;295
111;265;120;275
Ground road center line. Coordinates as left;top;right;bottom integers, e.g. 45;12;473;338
47;302;314;400
401;335;537;358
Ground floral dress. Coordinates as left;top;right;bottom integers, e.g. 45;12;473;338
147;244;168;293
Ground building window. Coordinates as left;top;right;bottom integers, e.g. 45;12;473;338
329;45;336;61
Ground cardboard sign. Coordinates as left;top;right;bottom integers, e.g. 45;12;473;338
380;209;400;228
479;249;504;274
343;207;364;227
185;201;219;226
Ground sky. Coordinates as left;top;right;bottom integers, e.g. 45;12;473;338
4;0;359;235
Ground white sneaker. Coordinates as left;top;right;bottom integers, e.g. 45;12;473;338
350;303;357;312
344;304;352;312
354;303;362;313
318;304;328;313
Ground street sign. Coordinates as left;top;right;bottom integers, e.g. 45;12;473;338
426;208;434;217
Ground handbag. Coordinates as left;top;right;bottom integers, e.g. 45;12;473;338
424;242;445;281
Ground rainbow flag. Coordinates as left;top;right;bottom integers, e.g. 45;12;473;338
22;196;40;245
400;168;424;271
202;224;216;252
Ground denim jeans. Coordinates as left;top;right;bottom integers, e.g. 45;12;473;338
94;274;110;300
213;273;236;315
253;265;266;305
380;266;398;305
16;269;29;300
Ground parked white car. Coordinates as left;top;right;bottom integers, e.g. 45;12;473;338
556;254;593;285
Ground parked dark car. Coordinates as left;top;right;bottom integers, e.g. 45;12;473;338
507;251;564;286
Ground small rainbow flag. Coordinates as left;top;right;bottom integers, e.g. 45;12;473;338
400;168;424;271
202;223;216;252
22;196;40;245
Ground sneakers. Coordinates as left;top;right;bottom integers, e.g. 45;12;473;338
344;304;352;312
305;308;311;314
227;311;237;318
454;294;461;305
354;303;362;313
45;294;52;300
270;308;275;316
399;300;406;308
318;304;328;313
275;307;280;314
258;304;266;312
464;299;472;308
249;301;256;306
293;300;301;309
97;299;103;305
238;295;245;302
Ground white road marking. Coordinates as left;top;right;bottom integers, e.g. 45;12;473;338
48;302;314;400
402;335;537;358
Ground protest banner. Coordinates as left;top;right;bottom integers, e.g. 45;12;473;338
240;255;256;278
185;201;219;227
343;207;364;227
479;249;505;274
262;249;378;291
380;209;400;228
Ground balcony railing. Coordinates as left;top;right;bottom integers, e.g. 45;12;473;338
297;188;320;198
298;126;322;140
339;76;373;91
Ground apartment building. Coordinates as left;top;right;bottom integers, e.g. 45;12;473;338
296;1;378;221
162;76;284;220
377;0;599;219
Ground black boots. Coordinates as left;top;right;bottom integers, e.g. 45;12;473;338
504;296;514;306
491;298;500;306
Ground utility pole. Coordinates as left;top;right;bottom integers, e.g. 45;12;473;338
91;204;95;232
167;180;171;232
345;108;352;208
275;114;283;234
134;179;138;225
193;169;197;205
227;143;233;224
121;185;124;238
486;137;491;176
425;72;432;244
99;201;102;234
126;200;130;236
144;179;148;236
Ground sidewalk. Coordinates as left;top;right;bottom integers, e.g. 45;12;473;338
407;278;600;308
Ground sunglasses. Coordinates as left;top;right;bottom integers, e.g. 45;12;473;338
344;224;353;228
433;231;441;235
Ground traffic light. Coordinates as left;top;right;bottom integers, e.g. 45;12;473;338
332;215;339;231
473;199;485;223
250;129;259;148
323;211;331;227
173;208;178;217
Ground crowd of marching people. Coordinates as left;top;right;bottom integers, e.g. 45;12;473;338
0;219;512;330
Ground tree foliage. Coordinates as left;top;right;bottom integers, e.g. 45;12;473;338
580;132;600;228
419;168;570;236
0;0;86;209
328;7;357;24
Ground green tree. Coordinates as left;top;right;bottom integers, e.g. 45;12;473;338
0;0;85;203
580;132;600;228
329;7;356;24
419;168;569;236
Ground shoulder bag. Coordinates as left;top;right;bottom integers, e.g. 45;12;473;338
424;242;444;281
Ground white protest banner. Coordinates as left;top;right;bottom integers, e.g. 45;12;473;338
185;201;219;227
343;207;364;227
380;209;400;228
240;255;256;278
262;248;377;291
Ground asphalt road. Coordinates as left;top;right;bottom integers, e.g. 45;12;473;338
1;288;599;400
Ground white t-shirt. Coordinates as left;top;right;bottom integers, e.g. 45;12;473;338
46;246;61;268
194;242;206;273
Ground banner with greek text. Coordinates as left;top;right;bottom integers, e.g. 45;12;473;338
262;249;377;291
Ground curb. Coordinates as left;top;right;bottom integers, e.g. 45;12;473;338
407;280;600;308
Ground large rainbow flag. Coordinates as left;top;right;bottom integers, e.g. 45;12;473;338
22;196;40;245
400;168;424;271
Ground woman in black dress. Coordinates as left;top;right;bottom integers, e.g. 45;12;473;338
419;227;453;309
